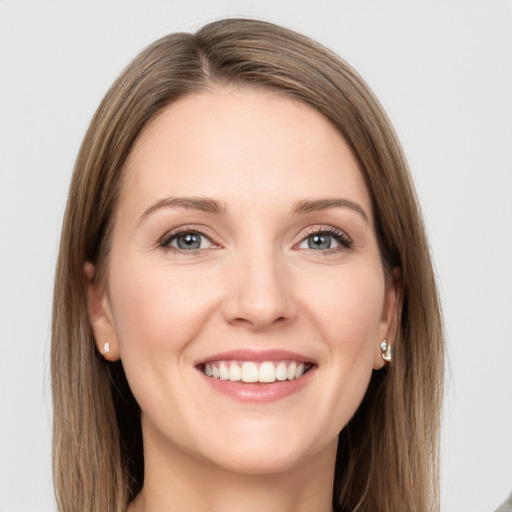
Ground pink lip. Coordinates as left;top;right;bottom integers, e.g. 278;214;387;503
198;366;316;402
195;349;316;403
194;349;314;366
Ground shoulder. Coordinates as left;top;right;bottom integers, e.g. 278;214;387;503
495;492;512;512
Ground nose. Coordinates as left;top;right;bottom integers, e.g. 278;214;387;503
221;248;297;331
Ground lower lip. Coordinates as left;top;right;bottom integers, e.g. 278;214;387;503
198;367;315;402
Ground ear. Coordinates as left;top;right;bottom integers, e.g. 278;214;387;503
373;267;401;369
84;262;120;361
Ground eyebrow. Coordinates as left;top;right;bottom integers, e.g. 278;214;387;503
140;196;227;222
139;196;369;224
291;198;370;223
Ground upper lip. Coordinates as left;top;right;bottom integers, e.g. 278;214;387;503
194;349;315;366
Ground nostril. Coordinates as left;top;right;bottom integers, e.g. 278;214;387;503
230;314;289;330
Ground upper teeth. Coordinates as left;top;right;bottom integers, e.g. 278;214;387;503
203;360;309;383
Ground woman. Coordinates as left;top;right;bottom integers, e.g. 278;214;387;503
51;18;444;512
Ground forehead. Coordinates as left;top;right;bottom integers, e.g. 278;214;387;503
121;88;372;217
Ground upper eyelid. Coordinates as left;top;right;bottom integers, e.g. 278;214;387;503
298;225;352;240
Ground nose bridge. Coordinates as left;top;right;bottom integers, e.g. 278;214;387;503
222;237;295;329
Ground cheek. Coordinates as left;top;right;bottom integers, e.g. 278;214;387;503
302;262;385;350
105;256;225;427
303;263;384;401
107;256;221;358
287;263;386;438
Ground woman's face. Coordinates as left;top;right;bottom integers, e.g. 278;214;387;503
88;88;397;475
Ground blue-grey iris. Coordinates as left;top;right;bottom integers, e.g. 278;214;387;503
177;233;201;250
308;234;331;250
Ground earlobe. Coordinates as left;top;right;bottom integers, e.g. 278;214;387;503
373;267;401;369
84;262;120;361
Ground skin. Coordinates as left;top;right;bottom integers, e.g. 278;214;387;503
87;87;399;512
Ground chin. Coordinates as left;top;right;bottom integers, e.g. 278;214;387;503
195;421;331;476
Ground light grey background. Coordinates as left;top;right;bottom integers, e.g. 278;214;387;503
1;1;511;511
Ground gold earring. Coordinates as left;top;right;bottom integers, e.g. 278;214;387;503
102;342;110;355
380;339;392;362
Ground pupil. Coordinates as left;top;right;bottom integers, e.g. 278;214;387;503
308;234;331;250
177;233;201;250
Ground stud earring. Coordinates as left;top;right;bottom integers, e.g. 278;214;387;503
102;342;110;355
380;339;392;362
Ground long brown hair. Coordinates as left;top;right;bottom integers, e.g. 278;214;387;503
52;18;444;512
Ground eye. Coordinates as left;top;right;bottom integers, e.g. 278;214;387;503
296;228;352;251
161;230;215;252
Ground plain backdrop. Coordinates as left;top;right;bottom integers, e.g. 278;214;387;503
0;1;511;511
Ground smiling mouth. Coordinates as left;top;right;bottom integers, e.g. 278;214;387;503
199;360;314;383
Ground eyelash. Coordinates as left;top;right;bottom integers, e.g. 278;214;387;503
158;225;353;255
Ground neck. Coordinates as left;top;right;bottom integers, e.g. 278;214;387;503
128;424;337;512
